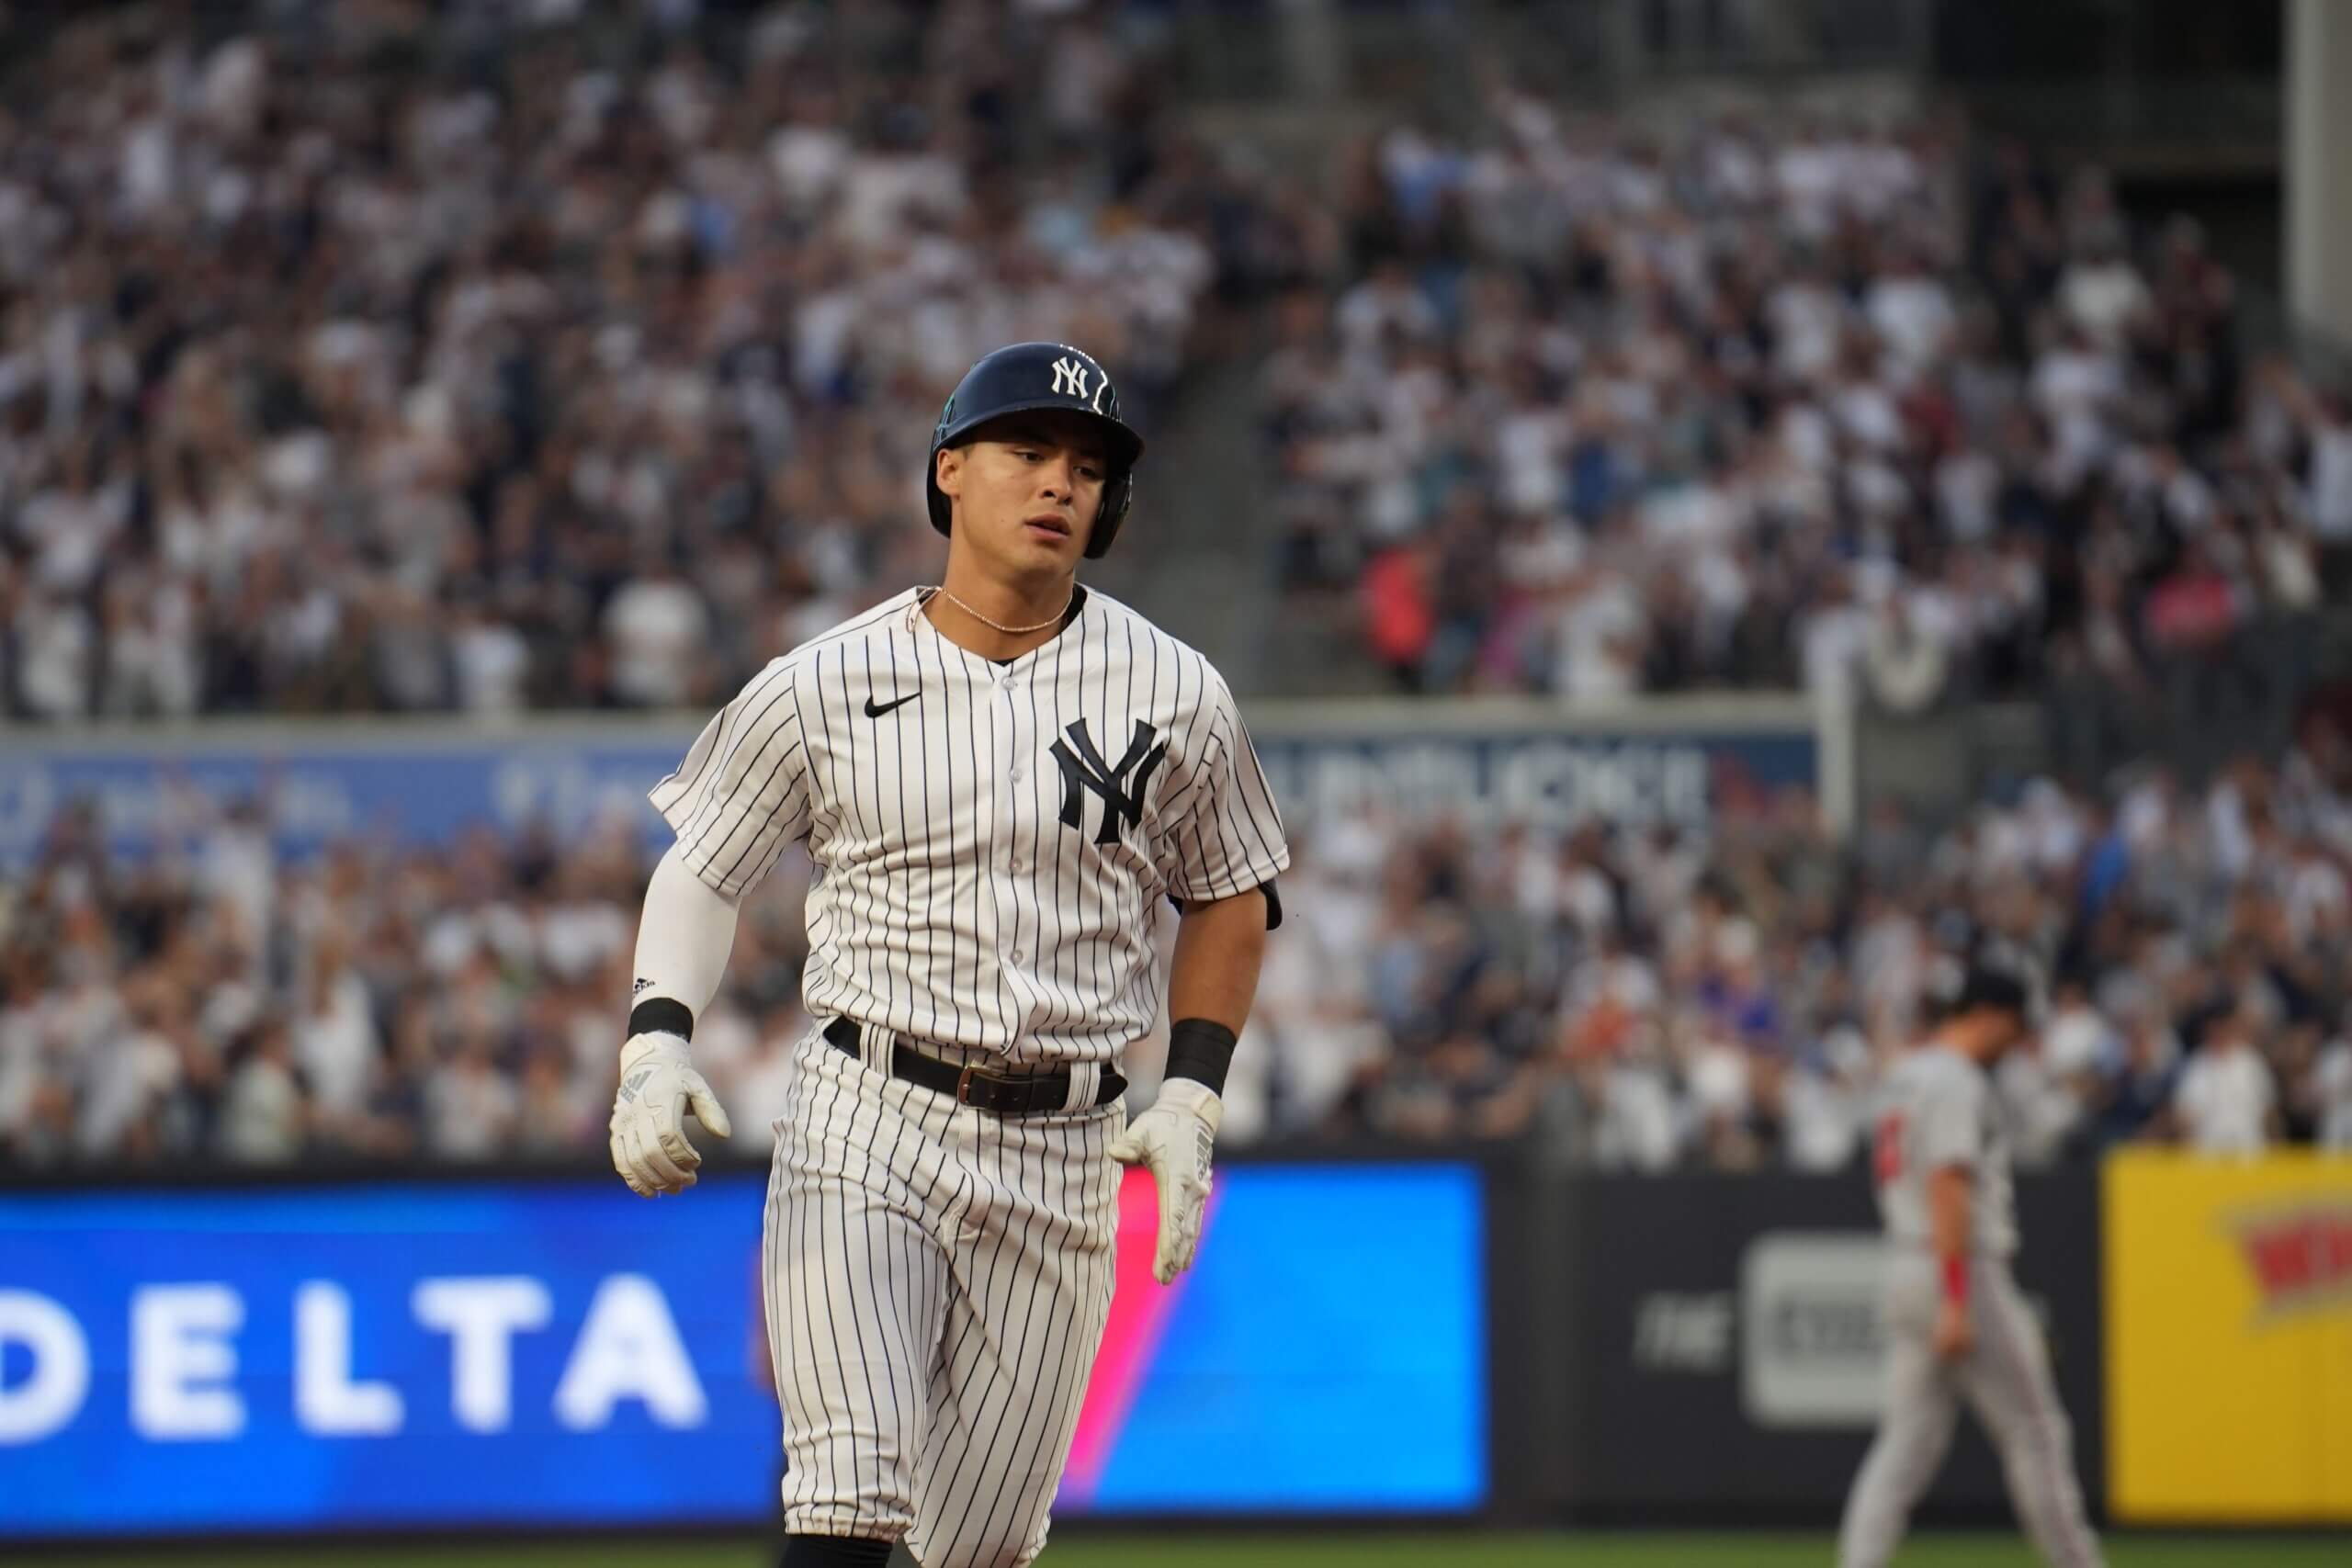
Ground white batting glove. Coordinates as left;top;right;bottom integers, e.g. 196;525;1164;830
608;1032;732;1197
1108;1077;1221;1284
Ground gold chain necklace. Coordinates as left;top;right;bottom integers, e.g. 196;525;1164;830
932;585;1074;636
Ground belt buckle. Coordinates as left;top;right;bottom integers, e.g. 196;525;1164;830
955;1064;979;1107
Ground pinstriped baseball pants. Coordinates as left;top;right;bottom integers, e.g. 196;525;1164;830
762;1023;1122;1568
1838;1254;2105;1568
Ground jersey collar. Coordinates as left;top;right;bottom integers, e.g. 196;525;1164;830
908;583;1091;672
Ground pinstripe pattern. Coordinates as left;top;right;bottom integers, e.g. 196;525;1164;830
650;586;1288;1063
700;584;1283;1562
761;1026;1120;1562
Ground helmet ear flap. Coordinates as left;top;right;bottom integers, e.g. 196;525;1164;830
925;452;954;538
926;396;959;539
1082;471;1134;558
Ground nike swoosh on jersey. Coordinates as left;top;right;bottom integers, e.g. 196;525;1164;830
864;691;920;717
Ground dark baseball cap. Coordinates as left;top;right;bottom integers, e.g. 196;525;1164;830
1950;964;2032;1021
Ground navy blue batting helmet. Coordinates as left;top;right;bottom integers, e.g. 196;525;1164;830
924;343;1145;559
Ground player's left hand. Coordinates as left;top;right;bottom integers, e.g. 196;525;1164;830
609;1032;733;1197
1107;1077;1221;1284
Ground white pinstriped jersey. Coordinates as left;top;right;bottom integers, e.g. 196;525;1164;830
650;585;1289;1066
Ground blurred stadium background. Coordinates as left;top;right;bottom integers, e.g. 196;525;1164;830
4;0;2350;1562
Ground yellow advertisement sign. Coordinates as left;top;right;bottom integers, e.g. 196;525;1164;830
2104;1149;2352;1521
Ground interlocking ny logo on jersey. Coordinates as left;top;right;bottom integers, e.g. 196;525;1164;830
1051;718;1168;847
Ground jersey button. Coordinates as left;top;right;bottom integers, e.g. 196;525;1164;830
1010;946;1028;964
1009;764;1024;784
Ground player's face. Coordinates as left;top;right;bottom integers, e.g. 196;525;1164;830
935;413;1110;570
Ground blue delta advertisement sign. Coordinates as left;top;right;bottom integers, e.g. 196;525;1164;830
0;1166;1485;1537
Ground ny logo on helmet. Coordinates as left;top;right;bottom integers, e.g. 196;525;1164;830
1051;355;1111;413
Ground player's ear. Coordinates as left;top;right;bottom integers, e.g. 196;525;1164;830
934;446;964;501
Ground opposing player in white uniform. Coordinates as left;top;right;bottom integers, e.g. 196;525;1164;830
1839;964;2105;1568
606;342;1288;1568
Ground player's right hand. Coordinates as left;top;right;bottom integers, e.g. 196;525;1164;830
609;1032;733;1197
1108;1077;1221;1284
1931;1299;1975;1361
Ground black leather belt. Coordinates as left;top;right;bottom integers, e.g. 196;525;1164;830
823;1018;1125;1115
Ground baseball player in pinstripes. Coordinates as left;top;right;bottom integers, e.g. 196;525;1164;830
605;342;1288;1568
1838;961;2105;1568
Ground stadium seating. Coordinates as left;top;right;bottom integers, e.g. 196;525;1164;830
3;2;2348;1173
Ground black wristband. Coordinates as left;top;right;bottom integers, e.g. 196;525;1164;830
628;997;695;1043
1164;1017;1238;1096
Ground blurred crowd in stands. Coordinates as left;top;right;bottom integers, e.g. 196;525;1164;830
1267;88;2352;704
3;795;789;1166
9;4;2346;725
6;1;2352;1172
0;0;1322;720
10;713;2352;1168
1253;713;2352;1166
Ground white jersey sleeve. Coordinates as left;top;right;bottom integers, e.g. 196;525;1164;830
1160;671;1290;907
1911;1061;1985;1170
1876;1045;2018;1258
649;660;816;899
